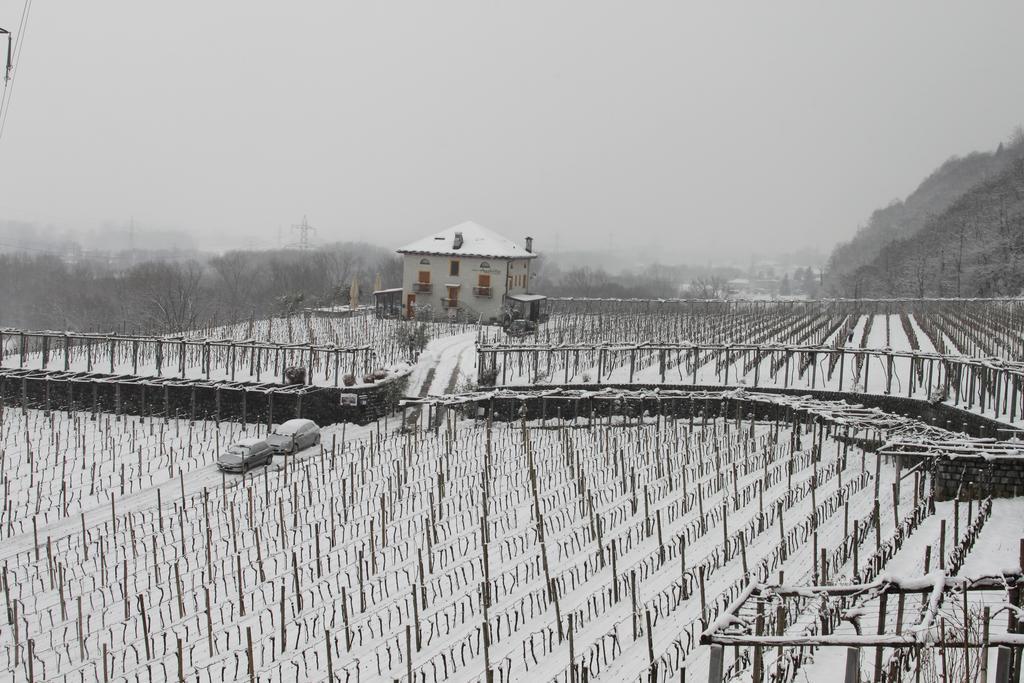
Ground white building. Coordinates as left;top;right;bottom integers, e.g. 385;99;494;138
396;221;539;322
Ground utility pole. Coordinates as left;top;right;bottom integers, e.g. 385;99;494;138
0;28;10;83
291;215;316;250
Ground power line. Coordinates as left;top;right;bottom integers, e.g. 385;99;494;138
0;0;34;142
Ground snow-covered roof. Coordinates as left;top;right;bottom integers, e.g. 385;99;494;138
397;221;537;260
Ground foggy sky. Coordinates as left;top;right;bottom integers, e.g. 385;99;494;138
1;1;1023;262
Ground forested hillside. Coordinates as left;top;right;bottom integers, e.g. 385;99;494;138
828;131;1024;297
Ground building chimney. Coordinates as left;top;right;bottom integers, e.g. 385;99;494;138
525;236;533;253
453;232;464;250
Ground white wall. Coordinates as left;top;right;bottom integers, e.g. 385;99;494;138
402;254;517;321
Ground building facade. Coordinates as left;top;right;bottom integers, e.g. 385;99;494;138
397;221;538;322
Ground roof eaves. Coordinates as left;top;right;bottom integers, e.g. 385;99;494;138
397;248;538;259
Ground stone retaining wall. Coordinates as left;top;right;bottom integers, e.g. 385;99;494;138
481;383;1014;439
0;370;409;426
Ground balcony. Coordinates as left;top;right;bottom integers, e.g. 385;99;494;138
441;298;460;309
413;282;432;294
473;286;492;298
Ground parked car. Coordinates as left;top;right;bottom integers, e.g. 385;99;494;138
217;437;274;473
266;418;321;455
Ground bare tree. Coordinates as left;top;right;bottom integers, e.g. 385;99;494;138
133;261;206;333
684;276;734;299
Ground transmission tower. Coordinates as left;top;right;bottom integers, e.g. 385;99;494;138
291;215;316;250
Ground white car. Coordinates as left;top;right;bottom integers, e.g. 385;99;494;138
266;419;321;455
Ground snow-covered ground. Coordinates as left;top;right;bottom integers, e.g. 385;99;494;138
6;400;980;683
1;306;1021;681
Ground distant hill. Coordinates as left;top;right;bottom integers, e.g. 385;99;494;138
827;131;1024;297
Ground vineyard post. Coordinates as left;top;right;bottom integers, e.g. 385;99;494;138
740;533;749;580
954;500;960;545
708;644;724;683
412;582;422;650
567;611;577;683
752;601;764;681
645;608;657;680
138;593;152;660
630;569;638;641
778;503;786;561
893;482;900;530
611;538;620;603
873;591;888;683
406;624;413;682
939;520;946;570
852;520;859;577
680;537;689;599
236;554;246;616
843;648;860;683
1012;539;1024;680
997;646;1012;683
812;531;819;584
246;626;255;683
204;585;214;656
981;606;991;681
324;628;335;683
174;561;185;618
775;604;786;678
76;595;84;661
176;636;184;683
699;565;708;628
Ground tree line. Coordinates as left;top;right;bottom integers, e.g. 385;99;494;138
0;243;401;334
534;259;742;299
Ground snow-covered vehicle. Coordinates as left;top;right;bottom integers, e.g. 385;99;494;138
217;437;274;473
266;418;321;455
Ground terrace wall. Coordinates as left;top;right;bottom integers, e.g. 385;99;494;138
0;369;409;426
931;455;1024;501
480;382;1013;439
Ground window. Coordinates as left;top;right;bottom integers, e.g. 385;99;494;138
480;261;490;270
449;260;460;276
419;258;430;265
418;271;430;283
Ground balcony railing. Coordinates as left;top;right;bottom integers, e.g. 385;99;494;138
413;282;432;294
441;298;460;309
473;286;492;298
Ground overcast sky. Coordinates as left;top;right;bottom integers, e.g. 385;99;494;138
1;1;1022;261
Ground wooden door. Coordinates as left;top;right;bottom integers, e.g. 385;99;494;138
406;293;416;319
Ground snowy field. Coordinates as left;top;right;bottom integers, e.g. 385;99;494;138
5;404;1012;682
0;302;1021;682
